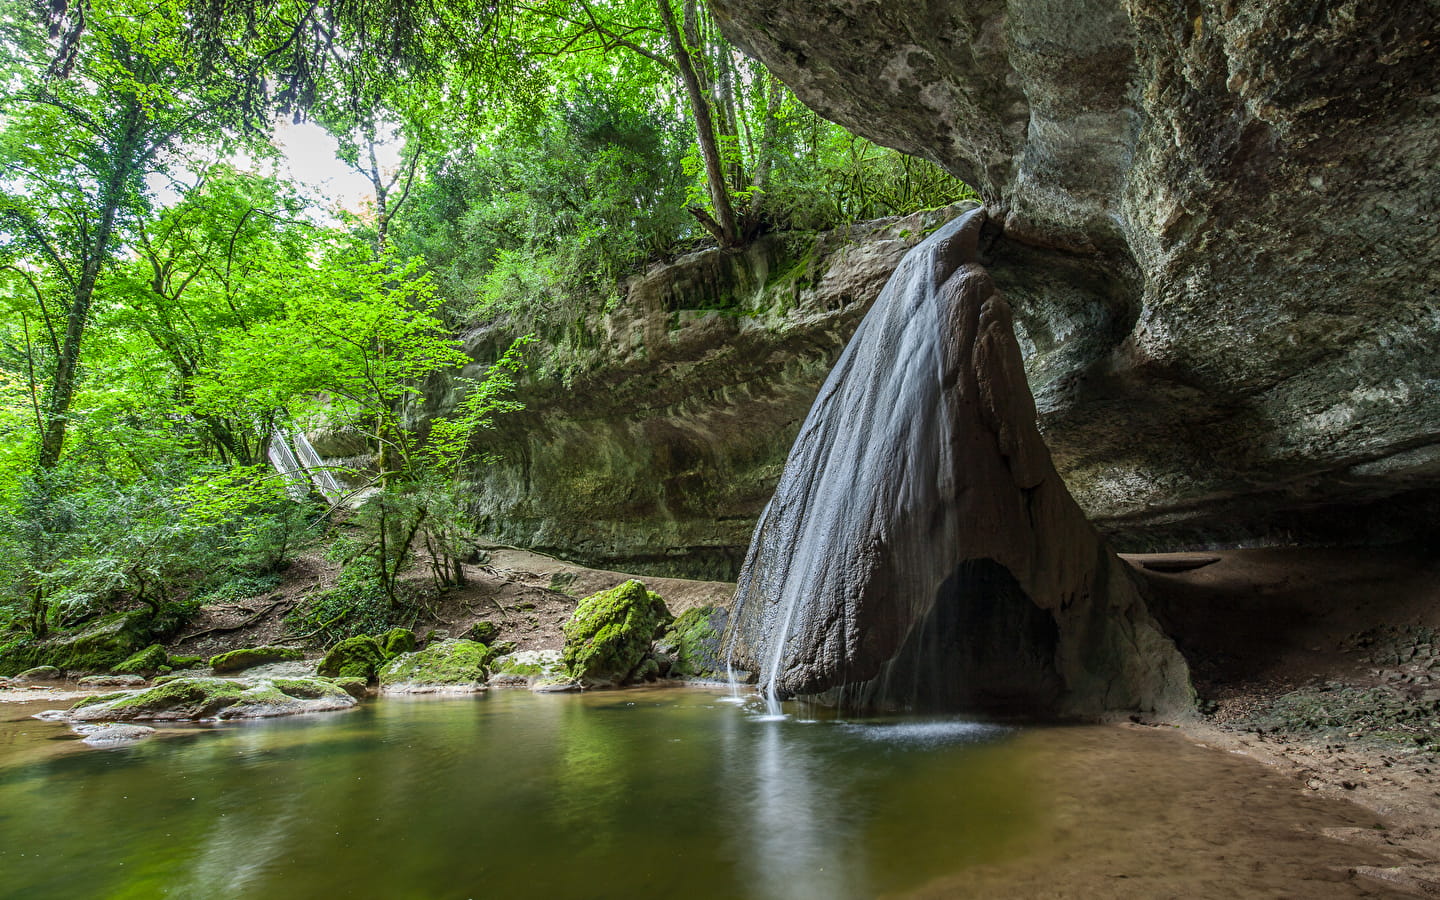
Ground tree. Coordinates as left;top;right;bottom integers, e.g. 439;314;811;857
0;3;252;468
195;242;531;601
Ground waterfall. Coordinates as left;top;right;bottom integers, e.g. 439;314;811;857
267;428;344;503
292;430;345;501
723;204;1193;718
726;208;981;715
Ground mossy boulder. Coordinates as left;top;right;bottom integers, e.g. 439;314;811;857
378;639;491;694
209;646;304;674
114;644;170;676
60;675;357;722
561;580;673;686
465;621;500;644
168;655;204;670
489;649;565;686
656;606;730;681
0;611;153;676
13;665;62;683
328;676;369;700
67;677;248;720
378;627;417;659
317;635;387;681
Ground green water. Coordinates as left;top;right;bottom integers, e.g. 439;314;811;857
0;688;1035;900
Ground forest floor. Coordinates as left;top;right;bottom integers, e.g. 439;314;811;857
1133;545;1440;894
162;544;735;664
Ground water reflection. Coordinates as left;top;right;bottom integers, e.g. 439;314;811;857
740;719;860;899
0;690;1031;900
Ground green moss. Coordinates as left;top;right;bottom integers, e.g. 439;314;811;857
0;611;154;676
167;655;204;669
317;635;387;681
378;627;417;659
268;677;351;702
69;675;358;722
71;690;131;709
657;605;729;681
465;621;500;644
94;677;249;718
328;676;369;699
561;580;673;685
209;646;303;674
378;639;491;687
114;644;170;675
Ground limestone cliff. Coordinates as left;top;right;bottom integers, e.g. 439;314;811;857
708;0;1440;545
432;208;965;579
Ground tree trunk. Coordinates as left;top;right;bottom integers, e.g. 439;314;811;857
657;0;739;248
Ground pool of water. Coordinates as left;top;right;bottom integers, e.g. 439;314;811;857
0;687;1405;899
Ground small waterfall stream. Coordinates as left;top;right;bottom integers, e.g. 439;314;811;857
267;428;345;503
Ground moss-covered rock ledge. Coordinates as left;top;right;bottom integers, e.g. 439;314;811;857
41;675;360;722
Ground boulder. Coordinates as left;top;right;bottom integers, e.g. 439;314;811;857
560;580;673;687
316;636;387;680
377;639;492;694
12;666;62;684
656;606;730;682
57;675;357;722
328;676;369;700
113;644;169;676
78;674;147;688
488;649;565;687
209;646;304;674
465;621;501;645
0;611;152;676
73;723;156;748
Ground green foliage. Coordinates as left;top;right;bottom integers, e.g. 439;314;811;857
195;574;284;605
289;573;409;647
561;580;673;685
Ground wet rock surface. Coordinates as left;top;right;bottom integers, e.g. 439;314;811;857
73;723;156;748
726;209;1192;717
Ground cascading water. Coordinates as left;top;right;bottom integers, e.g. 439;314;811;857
723;205;1193;718
726;209;979;715
267;428;345;503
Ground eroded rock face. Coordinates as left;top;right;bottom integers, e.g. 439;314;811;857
710;0;1440;545
433;208;967;579
726;209;1192;718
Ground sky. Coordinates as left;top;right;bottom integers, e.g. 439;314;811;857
147;119;403;219
270;120;402;214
